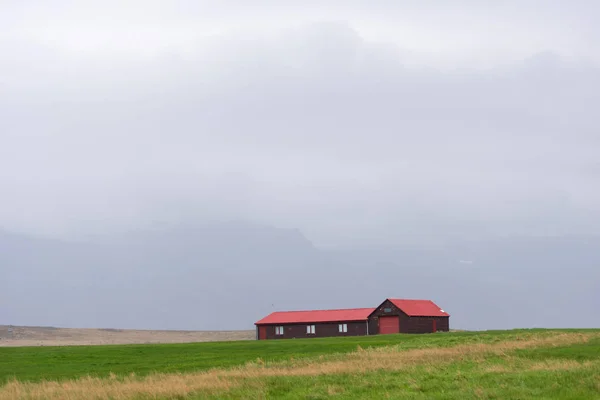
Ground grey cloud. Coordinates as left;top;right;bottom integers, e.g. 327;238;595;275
1;1;599;331
2;19;599;245
0;2;600;247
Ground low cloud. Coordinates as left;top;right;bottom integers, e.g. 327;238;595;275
1;2;599;246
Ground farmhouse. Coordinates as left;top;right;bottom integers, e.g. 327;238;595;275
255;298;449;340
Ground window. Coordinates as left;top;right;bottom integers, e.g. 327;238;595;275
338;323;348;333
306;325;315;334
275;326;284;335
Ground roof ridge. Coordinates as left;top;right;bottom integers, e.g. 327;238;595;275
388;298;434;302
270;307;375;314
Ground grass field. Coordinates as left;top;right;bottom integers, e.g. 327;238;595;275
1;329;599;399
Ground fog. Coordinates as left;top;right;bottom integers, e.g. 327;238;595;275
1;1;599;330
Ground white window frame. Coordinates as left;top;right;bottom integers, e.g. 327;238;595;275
338;323;348;333
306;325;315;334
275;326;284;335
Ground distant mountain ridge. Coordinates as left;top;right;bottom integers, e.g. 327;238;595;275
1;223;599;331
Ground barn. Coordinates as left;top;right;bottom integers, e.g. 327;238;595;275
255;298;449;340
255;308;375;340
368;298;450;335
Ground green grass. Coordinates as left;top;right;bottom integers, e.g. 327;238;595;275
190;336;600;400
0;329;557;383
515;337;600;362
1;329;599;399
211;360;600;400
0;329;578;384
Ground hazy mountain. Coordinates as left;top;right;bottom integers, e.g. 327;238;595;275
1;223;598;331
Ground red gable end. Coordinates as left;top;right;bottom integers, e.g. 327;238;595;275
388;299;449;317
255;308;375;325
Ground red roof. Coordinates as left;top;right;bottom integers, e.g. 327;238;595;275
388;299;449;317
255;308;375;325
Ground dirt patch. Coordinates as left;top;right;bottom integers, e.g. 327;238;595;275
0;325;255;347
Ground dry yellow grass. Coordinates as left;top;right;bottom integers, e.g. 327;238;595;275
1;332;597;400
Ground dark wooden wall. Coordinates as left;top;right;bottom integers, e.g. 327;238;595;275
368;299;449;334
402;315;450;333
257;320;369;340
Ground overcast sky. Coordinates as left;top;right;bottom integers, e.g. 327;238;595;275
2;1;599;247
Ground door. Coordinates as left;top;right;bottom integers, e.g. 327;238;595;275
432;320;437;333
258;326;267;340
379;316;399;334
